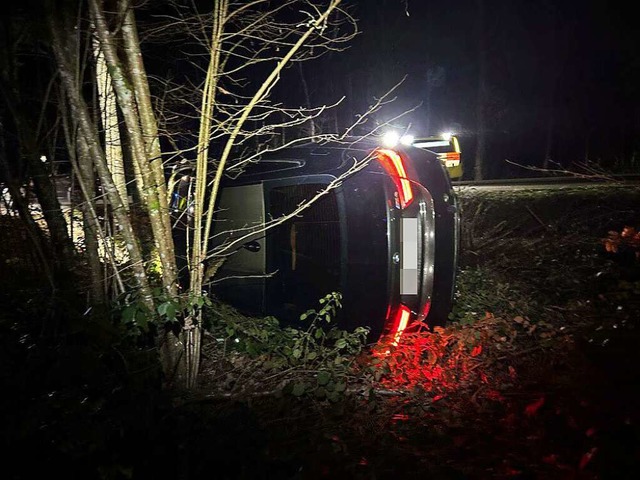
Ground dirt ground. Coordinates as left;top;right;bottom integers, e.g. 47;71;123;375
1;184;639;479
186;184;640;479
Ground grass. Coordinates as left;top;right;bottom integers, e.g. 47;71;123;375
2;183;640;479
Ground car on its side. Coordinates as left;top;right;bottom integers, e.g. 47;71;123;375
412;134;463;180
184;136;460;345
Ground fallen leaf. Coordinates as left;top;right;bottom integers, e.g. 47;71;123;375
524;397;545;417
486;389;504;401
579;447;598;469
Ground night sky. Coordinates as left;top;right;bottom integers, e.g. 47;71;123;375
140;1;639;179
322;0;640;178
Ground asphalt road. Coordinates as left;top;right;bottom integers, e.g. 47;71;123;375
452;175;640;192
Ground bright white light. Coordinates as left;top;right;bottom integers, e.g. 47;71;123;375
382;131;400;148
40;155;47;163
400;134;414;146
440;132;453;141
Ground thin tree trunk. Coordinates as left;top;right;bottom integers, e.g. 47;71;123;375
0;123;55;289
120;5;173;229
542;5;559;170
90;0;178;295
543;93;555;170
184;0;229;389
50;18;154;312
66;113;105;304
79;142;106;303
0;57;76;273
26;145;76;269
474;0;487;181
93;37;128;212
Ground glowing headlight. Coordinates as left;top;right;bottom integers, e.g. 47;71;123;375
382;131;400;148
440;131;453;141
400;134;414;146
382;131;414;148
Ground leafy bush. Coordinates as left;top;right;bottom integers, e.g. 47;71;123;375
201;292;370;402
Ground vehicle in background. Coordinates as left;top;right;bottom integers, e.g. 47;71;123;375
412;133;463;180
173;137;460;345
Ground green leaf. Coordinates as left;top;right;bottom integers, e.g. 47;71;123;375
317;370;331;385
165;302;177;320
335;338;347;349
137;311;149;331
292;348;302;359
327;391;340;403
122;305;137;323
157;302;168;316
292;383;306;397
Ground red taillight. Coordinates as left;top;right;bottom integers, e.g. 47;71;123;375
376;148;414;208
389;304;412;346
421;300;431;319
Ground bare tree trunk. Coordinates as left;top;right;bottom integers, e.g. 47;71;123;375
93;37;128;213
50;17;155;312
120;4;176;281
474;0;487;181
542;5;559;170
63;106;107;305
186;0;229;389
543;93;555;170
26;144;76;269
0;122;55;289
90;0;178;294
0;49;76;274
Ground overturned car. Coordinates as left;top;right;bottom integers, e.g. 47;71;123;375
174;137;460;344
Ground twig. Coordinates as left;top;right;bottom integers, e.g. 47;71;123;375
525;206;548;230
496;344;547;361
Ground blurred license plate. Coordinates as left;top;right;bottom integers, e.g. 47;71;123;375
401;217;418;295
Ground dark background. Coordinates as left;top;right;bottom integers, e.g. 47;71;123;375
279;0;640;178
5;1;637;180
